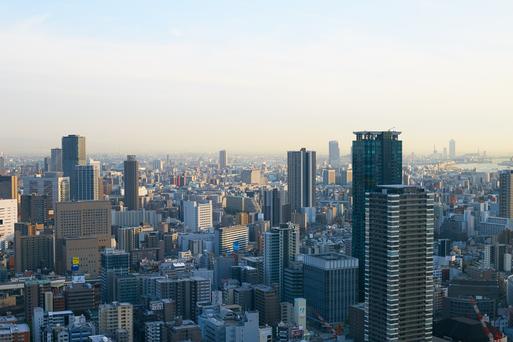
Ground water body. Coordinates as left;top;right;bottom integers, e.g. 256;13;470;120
454;158;513;173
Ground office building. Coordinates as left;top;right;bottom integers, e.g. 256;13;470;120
282;262;303;304
155;277;211;320
352;131;402;300
20;194;49;224
123;155;139;210
263;188;289;227
214;225;249;255
241;169;261;184
219;150;228;169
55;201;112;274
101;249;130;303
23;173;70;209
322;168;336;185
264;223;300;299
55;200;111;238
71;160;100;201
14;229;54;273
24;280;52;323
0;176;17;200
303;253;358;325
328;140;341;167
0;199;17;246
98;302;133;342
253;285;280;327
499;170;513;219
50;148;63;172
365;186;433;342
62;135;86;178
287;148;316;214
449;139;456;159
64;283;97;314
183;200;213;232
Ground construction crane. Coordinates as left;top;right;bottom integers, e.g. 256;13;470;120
468;296;504;341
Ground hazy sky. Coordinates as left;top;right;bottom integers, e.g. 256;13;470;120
1;1;513;156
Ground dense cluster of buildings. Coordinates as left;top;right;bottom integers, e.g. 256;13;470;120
0;133;511;341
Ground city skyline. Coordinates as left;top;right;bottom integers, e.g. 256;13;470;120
2;1;513;154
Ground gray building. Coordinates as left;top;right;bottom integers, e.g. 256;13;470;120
303;253;358;325
62;134;86;178
263;223;300;299
328;140;341;167
71;161;100;201
499;170;513;219
287;148;316;215
365;185;433;342
123;155;139;210
101;248;130;303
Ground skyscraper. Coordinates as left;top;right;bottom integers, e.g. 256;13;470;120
219;150;228;169
0;176;18;200
263;188;289;226
62;134;86;178
328;140;341;167
101;248;130;303
449;139;456;159
214;225;249;255
303;253;358;325
50;148;63;172
287;148;316;215
365;185;433;341
499;170;513;219
71;160;100;201
123;155;139;210
352;131;402;301
264;223;300;299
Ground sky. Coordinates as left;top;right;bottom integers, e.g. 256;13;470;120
1;1;513;156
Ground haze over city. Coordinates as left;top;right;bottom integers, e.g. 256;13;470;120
1;1;513;155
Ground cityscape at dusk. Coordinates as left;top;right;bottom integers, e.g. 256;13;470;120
2;1;513;342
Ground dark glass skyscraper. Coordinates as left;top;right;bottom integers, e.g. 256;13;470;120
62;135;86;178
287;148;316;215
352;131;402;301
123;155;139;210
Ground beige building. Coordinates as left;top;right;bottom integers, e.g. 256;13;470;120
0;199;17;245
55;201;112;275
99;302;133;342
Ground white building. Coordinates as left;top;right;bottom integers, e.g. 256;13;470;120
0;199;17;248
183;200;213;232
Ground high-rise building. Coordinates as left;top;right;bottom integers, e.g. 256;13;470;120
14;228;54;273
98;302;133;342
183;200;213;232
55;201;112;275
101;249;130;303
253;285;280;327
71;160;100;201
20;194;49;225
303;253;358;325
263;188;290;226
214;225;248;255
328;140;341;167
264;223;300;299
365;185;433;341
499;170;513;219
0;176;17;200
322;168;336;185
449;139;456;159
123;155;139;210
62;134;86;178
0;199;17;247
50;148;63;172
23;173;70;209
155;277;211;320
352;131;402;300
219;150;228;169
287;148;316;214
